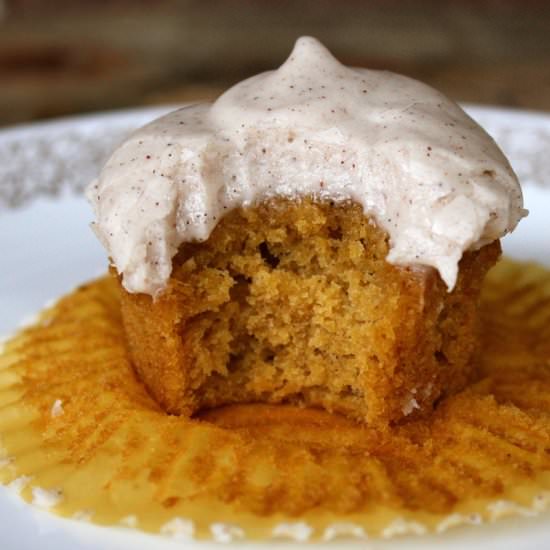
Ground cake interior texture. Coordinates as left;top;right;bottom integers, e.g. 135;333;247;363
118;198;500;425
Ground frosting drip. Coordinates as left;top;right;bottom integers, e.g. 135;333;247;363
87;36;525;296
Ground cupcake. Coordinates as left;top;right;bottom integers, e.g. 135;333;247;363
87;37;524;425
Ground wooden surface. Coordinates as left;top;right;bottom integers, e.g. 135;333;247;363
1;0;550;126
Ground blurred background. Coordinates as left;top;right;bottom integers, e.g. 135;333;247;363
1;0;550;127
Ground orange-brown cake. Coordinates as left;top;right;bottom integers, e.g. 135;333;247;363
87;37;524;425
118;199;500;424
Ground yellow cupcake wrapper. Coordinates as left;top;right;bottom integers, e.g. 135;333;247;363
0;259;550;542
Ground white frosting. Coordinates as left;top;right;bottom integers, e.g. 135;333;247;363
50;399;64;418
88;36;525;296
31;487;63;509
210;523;245;543
160;517;195;540
271;522;313;541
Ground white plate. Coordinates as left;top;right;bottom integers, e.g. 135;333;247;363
0;105;549;549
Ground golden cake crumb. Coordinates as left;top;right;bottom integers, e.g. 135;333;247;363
119;198;500;425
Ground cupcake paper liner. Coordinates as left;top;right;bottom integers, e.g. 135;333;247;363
0;259;549;542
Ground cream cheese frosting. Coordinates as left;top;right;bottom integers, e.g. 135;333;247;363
87;36;525;296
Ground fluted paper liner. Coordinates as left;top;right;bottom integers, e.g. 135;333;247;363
0;259;549;542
